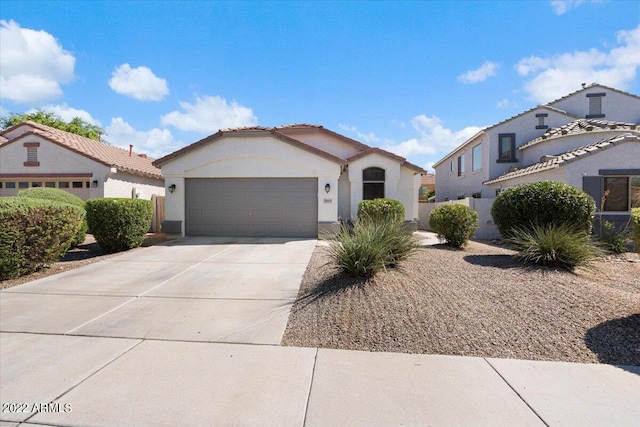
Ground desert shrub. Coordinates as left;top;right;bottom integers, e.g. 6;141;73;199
0;198;84;280
632;208;640;253
358;198;405;223
596;220;630;253
16;187;87;246
429;204;479;248
327;218;419;277
491;181;595;238
506;223;601;271
86;198;152;253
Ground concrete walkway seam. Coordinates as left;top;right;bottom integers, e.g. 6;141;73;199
21;338;144;425
63;245;236;335
302;348;320;427
483;357;550;427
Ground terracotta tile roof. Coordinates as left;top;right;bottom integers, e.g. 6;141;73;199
519;119;639;150
483;133;640;185
1;121;163;179
155;124;426;173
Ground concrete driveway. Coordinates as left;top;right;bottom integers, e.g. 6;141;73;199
0;237;317;345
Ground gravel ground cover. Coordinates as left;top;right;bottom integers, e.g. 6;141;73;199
282;241;640;365
0;234;167;290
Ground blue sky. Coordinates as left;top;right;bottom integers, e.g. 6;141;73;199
1;1;639;171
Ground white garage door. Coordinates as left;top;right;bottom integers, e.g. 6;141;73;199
185;178;318;237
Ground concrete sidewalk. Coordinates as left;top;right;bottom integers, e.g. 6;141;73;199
1;333;639;426
1;236;639;426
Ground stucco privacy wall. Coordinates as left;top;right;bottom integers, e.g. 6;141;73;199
160;134;342;234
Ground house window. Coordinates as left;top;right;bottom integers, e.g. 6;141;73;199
72;181;84;188
18;182;28;189
603;177;640;211
59;182;70;188
45;182;56;188
5;182;16;189
363;167;385;200
586;93;606;118
472;191;482;199
536;113;548;130
472;144;482;171
450;160;454;173
498;133;516;162
457;153;465;177
31;182;42;188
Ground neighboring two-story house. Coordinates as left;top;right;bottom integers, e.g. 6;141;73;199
433;84;640;226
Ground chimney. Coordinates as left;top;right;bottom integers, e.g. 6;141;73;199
129;144;133;157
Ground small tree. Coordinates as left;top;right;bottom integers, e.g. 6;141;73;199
0;110;103;140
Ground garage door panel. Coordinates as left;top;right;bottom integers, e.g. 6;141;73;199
186;178;318;237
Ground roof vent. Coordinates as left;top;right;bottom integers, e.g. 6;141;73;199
540;155;557;162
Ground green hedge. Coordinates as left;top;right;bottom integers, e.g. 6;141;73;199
16;187;87;246
0;198;85;280
358;198;405;223
86;198;152;253
632;208;640;253
430;204;479;248
491;181;595;238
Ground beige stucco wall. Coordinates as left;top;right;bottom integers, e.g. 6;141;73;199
159;135;343;234
550;87;640;123
279;129;362;159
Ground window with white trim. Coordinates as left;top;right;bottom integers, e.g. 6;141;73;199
472;144;482;171
362;167;385;200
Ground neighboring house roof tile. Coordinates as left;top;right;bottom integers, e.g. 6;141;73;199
1;121;163;179
518;119;639;150
483;133;640;185
154;124;426;173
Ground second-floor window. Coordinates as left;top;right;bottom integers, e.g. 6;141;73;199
586;93;606;118
498;133;516;162
472;144;482;171
457;153;465;177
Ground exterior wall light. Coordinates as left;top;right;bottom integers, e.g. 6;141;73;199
168;184;176;193
325;183;331;193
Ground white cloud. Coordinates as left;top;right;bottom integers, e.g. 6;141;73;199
161;95;257;134
104;117;179;159
496;99;510;109
458;61;499;84
0;20;75;103
108;64;169;101
383;114;482;157
550;0;586;15
338;123;381;143
516;24;640;103
40;104;101;126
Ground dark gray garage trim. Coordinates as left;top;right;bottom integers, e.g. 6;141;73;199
185;178;318;237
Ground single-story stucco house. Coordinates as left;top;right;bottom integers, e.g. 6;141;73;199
153;124;426;237
0;121;164;200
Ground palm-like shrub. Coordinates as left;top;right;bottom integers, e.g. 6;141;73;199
429;204;479;248
491;181;595;237
327;218;418;277
506;223;601;271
